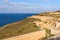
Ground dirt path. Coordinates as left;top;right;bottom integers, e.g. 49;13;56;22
2;30;46;40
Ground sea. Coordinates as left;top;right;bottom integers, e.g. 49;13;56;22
0;13;37;27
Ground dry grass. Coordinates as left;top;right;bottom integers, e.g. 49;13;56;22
0;18;40;39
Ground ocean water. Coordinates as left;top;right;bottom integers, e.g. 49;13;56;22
0;13;36;27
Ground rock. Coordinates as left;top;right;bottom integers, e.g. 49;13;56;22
45;33;60;40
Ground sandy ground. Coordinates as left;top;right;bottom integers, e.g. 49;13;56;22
29;16;55;21
49;12;60;14
31;16;60;34
2;30;46;40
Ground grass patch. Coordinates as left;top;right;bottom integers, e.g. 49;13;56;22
0;18;40;39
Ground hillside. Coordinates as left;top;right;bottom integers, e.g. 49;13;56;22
0;11;60;40
0;18;40;39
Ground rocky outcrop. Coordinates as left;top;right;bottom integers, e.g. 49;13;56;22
45;33;60;40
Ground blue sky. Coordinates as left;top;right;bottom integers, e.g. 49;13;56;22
0;0;60;13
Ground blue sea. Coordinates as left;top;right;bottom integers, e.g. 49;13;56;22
0;13;36;27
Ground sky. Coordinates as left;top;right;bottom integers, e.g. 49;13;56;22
0;0;60;13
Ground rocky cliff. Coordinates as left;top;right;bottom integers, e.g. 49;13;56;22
0;11;60;40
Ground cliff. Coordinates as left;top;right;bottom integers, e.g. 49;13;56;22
0;11;60;40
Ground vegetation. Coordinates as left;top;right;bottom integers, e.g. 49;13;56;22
37;12;60;18
38;28;54;40
0;11;60;40
0;18;40;39
45;28;54;39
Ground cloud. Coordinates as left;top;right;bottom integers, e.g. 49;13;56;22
3;0;29;6
3;0;9;4
0;0;45;13
4;0;8;2
0;6;3;9
3;0;42;9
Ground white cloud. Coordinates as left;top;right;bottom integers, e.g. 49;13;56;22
0;6;4;9
0;0;45;13
3;0;9;4
2;0;42;9
0;6;3;9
